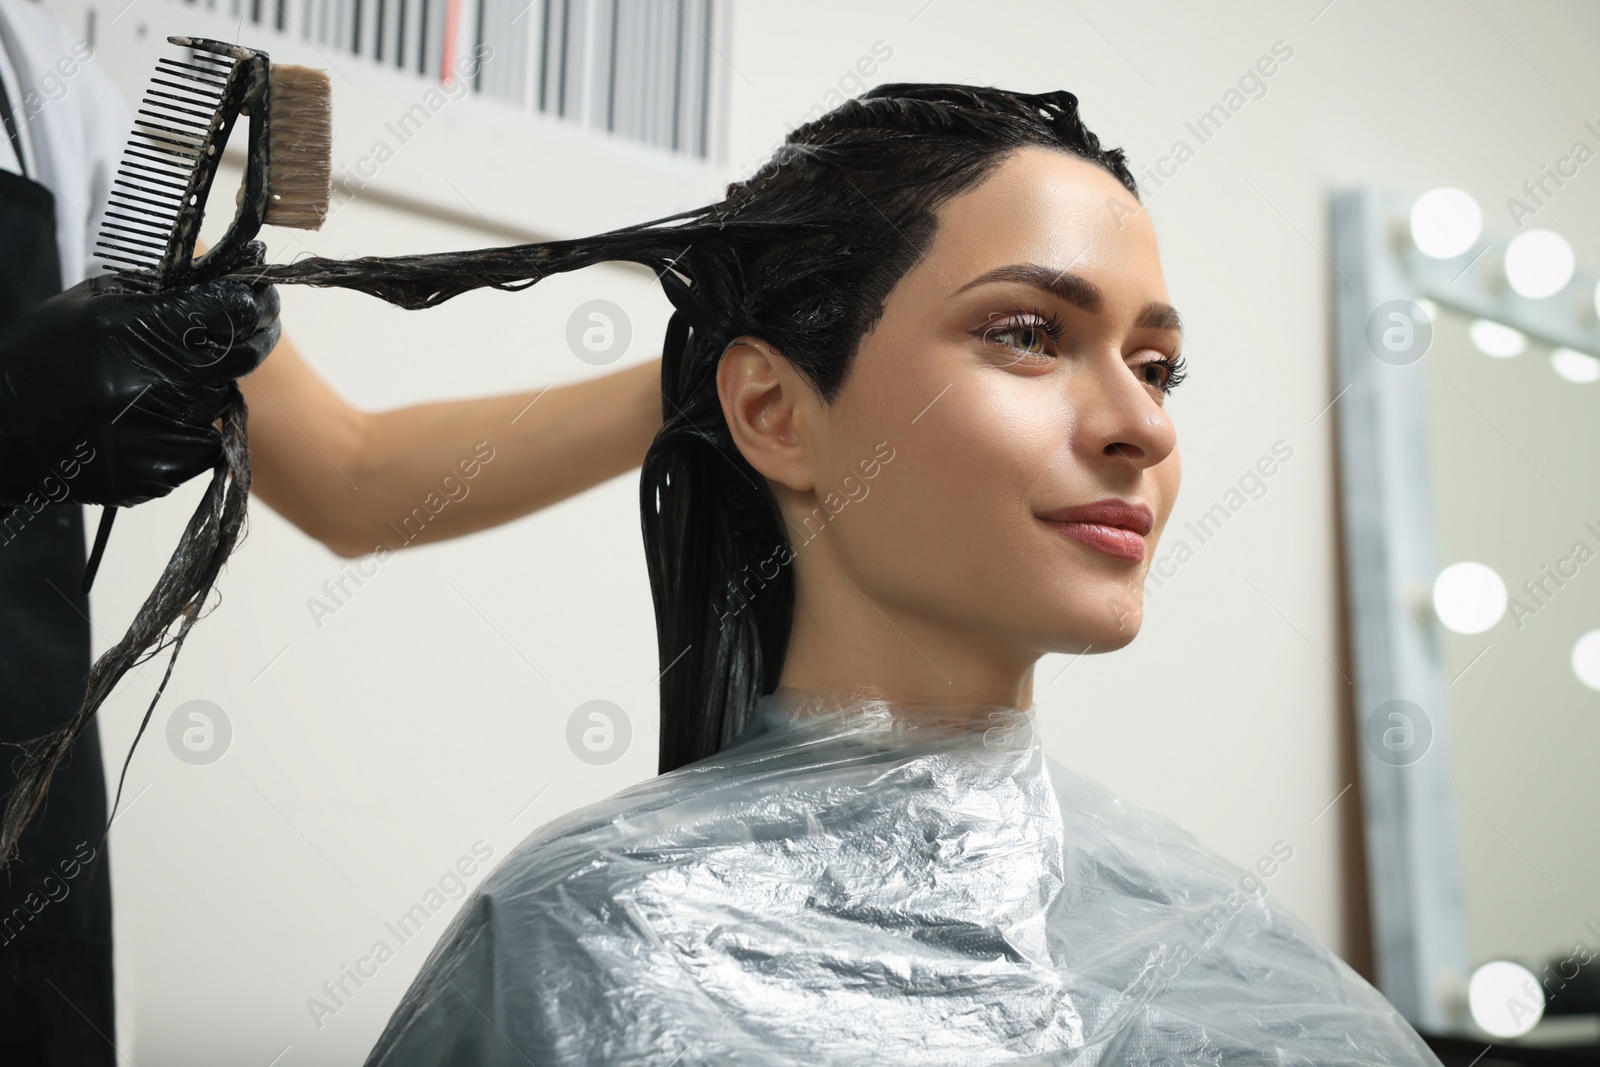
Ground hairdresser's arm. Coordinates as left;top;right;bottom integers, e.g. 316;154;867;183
241;332;662;558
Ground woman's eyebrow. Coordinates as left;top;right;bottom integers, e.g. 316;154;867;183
953;263;1101;311
1136;302;1183;334
951;263;1184;336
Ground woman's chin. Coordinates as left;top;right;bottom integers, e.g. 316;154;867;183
1033;596;1145;654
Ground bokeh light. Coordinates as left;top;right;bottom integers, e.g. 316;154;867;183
1573;630;1600;691
1410;188;1482;259
1504;230;1575;298
1551;347;1600;383
1433;562;1507;634
1468;319;1527;358
1468;961;1545;1038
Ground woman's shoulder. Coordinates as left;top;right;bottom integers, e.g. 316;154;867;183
1040;751;1315;937
1043;752;1289;874
364;737;833;1065
479;713;909;900
481;739;772;890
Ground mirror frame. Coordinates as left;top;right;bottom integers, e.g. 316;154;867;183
1330;187;1600;1032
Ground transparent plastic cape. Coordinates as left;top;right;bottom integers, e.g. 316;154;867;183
365;687;1443;1066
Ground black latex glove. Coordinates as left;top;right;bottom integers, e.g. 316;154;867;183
0;272;280;507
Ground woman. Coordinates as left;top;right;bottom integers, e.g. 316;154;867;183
361;84;1442;1065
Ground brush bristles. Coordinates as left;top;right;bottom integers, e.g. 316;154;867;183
266;63;332;230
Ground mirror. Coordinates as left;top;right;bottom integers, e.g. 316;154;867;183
1332;188;1600;1048
1424;302;1600;1045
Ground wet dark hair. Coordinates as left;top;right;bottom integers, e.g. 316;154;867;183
1;84;1138;862
633;84;1140;772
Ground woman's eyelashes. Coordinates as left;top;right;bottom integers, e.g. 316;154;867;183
975;310;1189;395
1134;351;1188;394
977;308;1065;363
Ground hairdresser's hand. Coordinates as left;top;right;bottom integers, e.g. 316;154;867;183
0;273;280;507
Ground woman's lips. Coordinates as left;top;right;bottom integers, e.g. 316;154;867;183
1041;520;1147;562
1036;499;1153;563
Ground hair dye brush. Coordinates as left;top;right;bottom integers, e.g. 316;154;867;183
96;35;332;283
0;37;331;866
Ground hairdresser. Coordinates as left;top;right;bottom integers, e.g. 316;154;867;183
0;1;660;1061
0;0;245;1061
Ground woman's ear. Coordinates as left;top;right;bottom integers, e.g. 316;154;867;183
717;335;817;493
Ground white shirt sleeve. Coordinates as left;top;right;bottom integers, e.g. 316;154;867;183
0;0;131;287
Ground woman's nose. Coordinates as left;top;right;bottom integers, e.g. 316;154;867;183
1072;356;1178;471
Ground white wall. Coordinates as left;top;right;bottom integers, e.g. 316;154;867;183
32;0;1600;1062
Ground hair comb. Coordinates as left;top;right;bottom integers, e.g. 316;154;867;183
96;34;332;287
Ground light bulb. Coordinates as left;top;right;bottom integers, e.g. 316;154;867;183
1573;630;1600;691
1504;230;1575;298
1433;562;1507;634
1410;188;1482;259
1468;961;1544;1038
1468;319;1527;358
1551;347;1600;384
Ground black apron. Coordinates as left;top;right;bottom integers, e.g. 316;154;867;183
0;81;116;1066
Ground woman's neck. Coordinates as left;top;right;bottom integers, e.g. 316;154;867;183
775;573;1038;712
